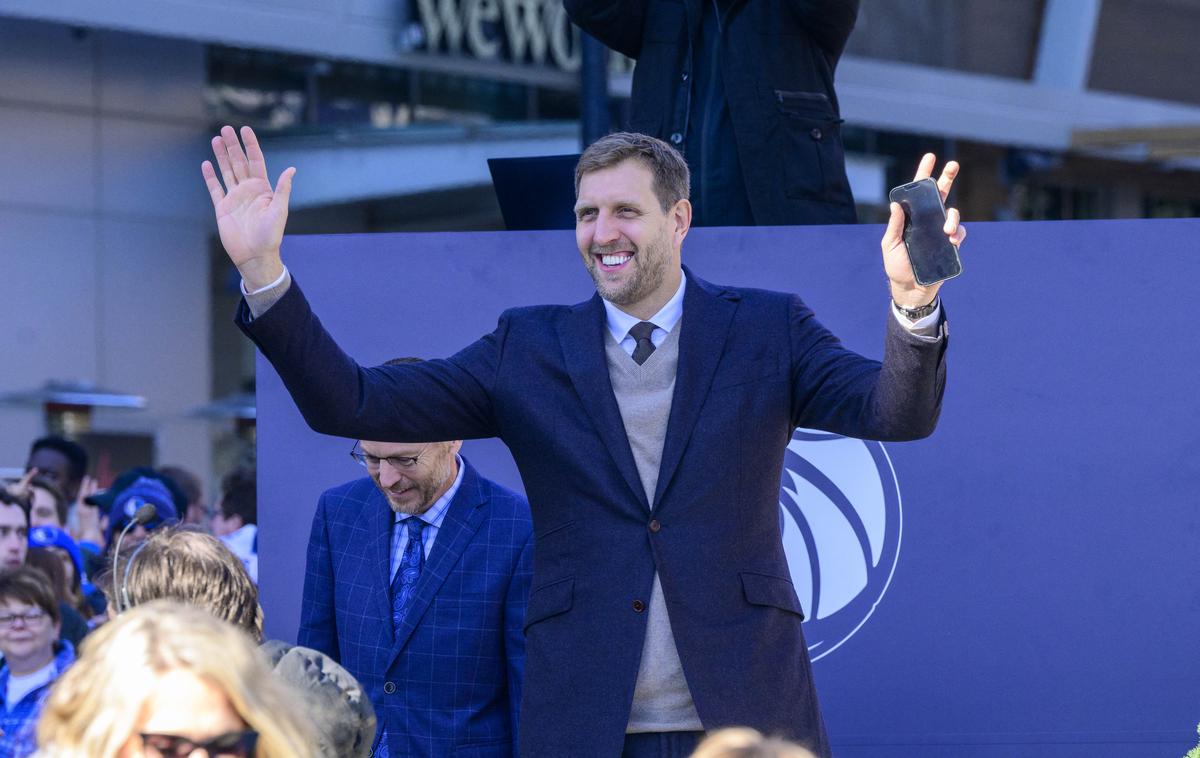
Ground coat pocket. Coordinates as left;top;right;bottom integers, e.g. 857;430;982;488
523;577;574;632
741;571;805;620
452;737;511;757
773;89;852;205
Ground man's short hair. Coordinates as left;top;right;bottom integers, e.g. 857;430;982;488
0;565;61;624
110;526;261;639
30;475;67;526
219;468;256;526
574;132;691;212
1;490;31;527
28;436;88;483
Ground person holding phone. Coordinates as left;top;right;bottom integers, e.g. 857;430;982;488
203;127;964;758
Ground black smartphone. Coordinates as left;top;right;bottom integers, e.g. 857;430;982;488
888;177;962;286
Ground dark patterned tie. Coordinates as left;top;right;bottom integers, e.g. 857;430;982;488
391;518;426;632
629;321;658;365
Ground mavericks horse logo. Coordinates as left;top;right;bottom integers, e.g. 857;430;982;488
779;429;902;661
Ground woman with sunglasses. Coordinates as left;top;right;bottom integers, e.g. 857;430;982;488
34;601;316;758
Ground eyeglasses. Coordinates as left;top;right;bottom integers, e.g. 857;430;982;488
0;609;48;627
349;442;427;471
141;730;259;757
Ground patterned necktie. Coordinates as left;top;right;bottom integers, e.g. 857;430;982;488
629;321;658;365
391;517;426;632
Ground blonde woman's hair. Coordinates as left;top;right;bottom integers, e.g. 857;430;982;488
106;526;262;639
35;601;317;758
690;728;818;758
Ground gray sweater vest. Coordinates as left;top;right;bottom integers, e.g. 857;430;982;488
605;324;704;733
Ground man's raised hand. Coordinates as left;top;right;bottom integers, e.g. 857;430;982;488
881;153;967;309
201;125;296;291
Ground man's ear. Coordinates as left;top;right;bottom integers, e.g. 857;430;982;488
672;198;692;246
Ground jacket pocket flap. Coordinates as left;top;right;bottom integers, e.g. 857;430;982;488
741;572;805;619
774;89;836;120
524;577;574;631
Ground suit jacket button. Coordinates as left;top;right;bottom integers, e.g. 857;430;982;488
669;132;683;144
648;519;661;533
632;600;645;612
383;681;396;694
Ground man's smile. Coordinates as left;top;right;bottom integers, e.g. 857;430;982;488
596;251;634;271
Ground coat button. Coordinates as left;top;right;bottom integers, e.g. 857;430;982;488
648;519;661;533
669;132;683;144
681;71;689;81
383;681;396;694
632;600;646;612
810;127;823;140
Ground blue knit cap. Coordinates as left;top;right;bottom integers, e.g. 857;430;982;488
107;477;178;543
28;525;86;581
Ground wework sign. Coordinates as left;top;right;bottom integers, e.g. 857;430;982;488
409;0;622;73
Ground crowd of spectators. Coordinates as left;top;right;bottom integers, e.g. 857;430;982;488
0;428;829;757
1;435;270;757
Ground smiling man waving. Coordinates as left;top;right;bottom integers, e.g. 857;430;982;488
205;128;965;758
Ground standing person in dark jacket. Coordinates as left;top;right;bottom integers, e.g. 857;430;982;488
565;0;860;227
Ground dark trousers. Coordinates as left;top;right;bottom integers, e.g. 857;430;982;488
621;731;705;758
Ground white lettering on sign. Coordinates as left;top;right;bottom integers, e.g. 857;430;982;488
501;0;549;65
416;0;467;54
414;0;586;71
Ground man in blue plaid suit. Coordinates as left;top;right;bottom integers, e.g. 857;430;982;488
299;436;533;758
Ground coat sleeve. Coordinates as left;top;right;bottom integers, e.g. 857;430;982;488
503;534;534;752
789;0;860;61
298;493;340;662
563;0;651;59
237;278;504;443
788;297;947;441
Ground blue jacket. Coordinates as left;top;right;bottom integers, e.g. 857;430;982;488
243;267;946;757
0;641;74;757
299;460;532;758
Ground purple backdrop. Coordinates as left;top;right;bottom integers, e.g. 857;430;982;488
258;219;1200;756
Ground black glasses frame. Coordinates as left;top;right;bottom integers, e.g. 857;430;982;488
140;729;259;757
348;441;426;470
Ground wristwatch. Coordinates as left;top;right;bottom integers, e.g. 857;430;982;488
894;298;939;321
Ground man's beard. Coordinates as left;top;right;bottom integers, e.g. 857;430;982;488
587;233;669;307
378;462;454;515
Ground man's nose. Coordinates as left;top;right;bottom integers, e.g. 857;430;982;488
378;464;405;487
593;210;620;246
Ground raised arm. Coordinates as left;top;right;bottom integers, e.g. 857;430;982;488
205;125;502;443
201;125;294;291
562;0;651;60
790;0;861;60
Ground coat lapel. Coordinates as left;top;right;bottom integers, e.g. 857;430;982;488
386;461;487;667
367;488;397;641
653;269;740;508
558;295;652;511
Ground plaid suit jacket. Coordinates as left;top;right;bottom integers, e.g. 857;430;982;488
299;459;533;758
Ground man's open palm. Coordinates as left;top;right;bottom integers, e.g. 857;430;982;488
201;125;295;289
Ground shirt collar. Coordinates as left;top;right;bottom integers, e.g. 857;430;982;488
395;454;464;529
603;270;687;344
